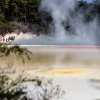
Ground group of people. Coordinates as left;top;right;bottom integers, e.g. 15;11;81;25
0;35;15;43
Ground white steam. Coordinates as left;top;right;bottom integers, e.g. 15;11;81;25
14;0;100;45
40;0;75;41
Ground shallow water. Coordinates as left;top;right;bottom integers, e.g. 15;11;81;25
26;68;100;100
24;46;100;100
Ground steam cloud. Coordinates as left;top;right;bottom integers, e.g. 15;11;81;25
14;0;100;45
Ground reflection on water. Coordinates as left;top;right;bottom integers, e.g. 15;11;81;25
25;46;100;70
1;46;99;100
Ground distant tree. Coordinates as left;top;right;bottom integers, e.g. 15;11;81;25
0;0;100;35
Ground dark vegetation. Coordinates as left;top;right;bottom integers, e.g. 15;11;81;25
0;0;40;34
0;73;64;100
0;0;100;35
0;43;32;63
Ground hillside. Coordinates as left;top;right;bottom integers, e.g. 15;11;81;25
0;0;100;35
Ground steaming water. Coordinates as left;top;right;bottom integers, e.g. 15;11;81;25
8;0;100;45
24;46;100;100
11;0;100;99
12;32;99;45
11;0;100;45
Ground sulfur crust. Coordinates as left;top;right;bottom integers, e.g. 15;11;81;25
36;69;92;76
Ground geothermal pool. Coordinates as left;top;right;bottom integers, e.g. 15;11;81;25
24;46;100;100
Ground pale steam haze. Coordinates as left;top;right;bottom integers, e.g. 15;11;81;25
14;0;100;45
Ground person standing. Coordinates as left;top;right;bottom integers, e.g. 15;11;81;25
3;37;5;43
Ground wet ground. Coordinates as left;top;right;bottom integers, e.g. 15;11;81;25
24;46;100;100
1;46;100;100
